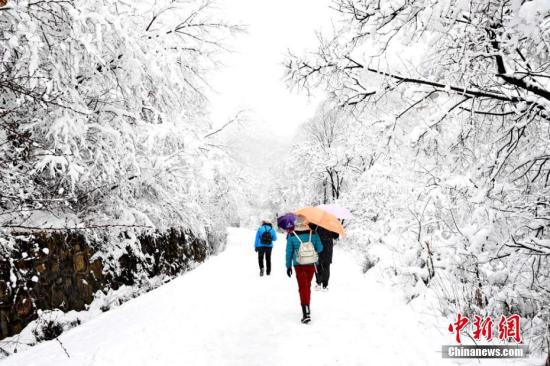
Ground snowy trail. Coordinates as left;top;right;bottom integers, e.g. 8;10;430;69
0;228;520;365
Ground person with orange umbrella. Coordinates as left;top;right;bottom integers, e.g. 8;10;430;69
295;206;346;291
310;224;339;291
285;215;323;324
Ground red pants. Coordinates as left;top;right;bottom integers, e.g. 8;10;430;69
295;265;316;305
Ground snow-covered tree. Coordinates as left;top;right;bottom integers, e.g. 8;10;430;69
273;101;378;210
285;0;550;357
1;0;243;244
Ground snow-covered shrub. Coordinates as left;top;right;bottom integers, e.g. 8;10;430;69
32;310;79;342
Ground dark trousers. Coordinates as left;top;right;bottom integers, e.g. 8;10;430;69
295;265;316;305
257;247;272;274
315;262;331;287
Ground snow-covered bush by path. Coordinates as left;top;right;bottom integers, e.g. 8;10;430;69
0;0;245;245
283;0;550;359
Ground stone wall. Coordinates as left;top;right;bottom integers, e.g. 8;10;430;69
0;229;209;339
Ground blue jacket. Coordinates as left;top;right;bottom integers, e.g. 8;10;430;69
286;230;323;268
254;224;277;249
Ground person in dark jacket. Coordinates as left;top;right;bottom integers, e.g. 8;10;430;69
286;215;323;324
254;219;277;276
310;224;339;290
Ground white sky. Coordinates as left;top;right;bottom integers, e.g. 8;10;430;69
206;0;334;140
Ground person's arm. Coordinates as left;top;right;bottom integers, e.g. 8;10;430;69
254;229;260;249
313;234;323;253
271;228;277;242
286;236;294;268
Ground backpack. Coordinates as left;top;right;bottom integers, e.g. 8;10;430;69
293;231;318;265
260;226;273;245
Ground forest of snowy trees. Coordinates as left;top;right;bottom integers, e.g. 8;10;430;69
0;0;249;251
0;0;254;345
278;0;550;358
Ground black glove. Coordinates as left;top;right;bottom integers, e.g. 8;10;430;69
255;247;258;252
287;267;292;278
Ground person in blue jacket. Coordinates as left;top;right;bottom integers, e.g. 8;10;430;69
254;219;277;277
285;215;323;324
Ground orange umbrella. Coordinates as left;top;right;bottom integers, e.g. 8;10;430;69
295;206;345;237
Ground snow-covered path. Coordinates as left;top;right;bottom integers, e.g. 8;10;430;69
1;228;520;366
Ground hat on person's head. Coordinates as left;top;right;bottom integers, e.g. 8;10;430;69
294;214;310;231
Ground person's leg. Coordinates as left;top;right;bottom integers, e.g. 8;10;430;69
265;247;272;275
295;266;311;323
301;266;316;323
316;262;326;286
323;262;331;288
295;266;307;304
258;247;265;274
315;264;323;286
296;265;315;305
303;265;315;303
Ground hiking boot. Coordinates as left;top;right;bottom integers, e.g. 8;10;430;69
260;268;264;277
322;285;329;292
301;305;311;324
314;283;322;291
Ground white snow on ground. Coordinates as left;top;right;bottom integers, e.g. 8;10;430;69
1;228;542;365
